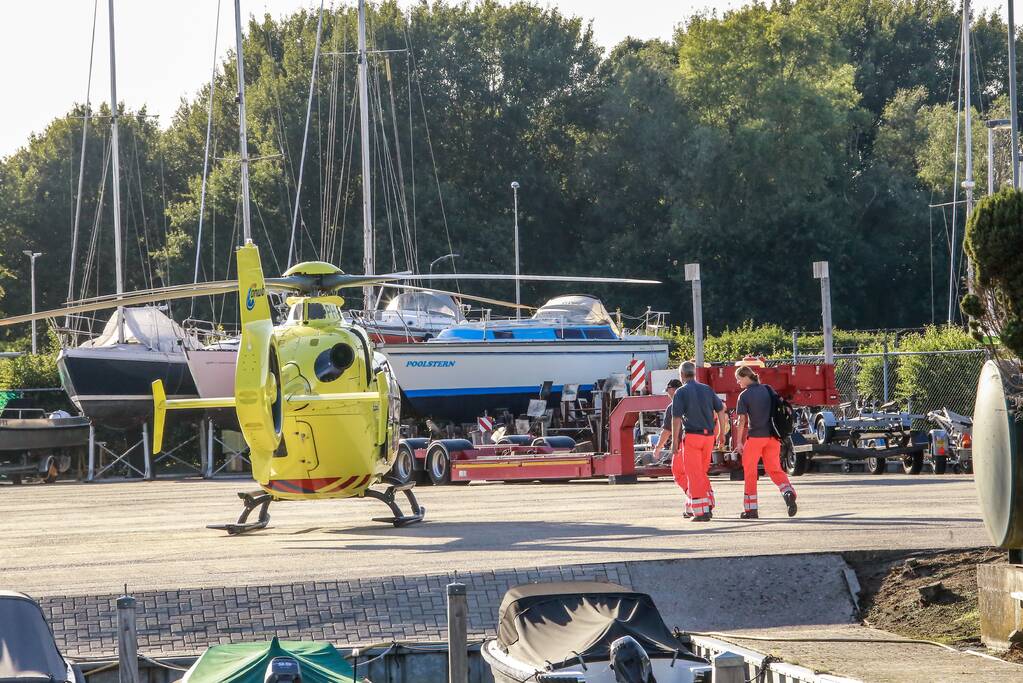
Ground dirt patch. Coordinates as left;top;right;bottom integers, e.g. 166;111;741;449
846;547;1023;663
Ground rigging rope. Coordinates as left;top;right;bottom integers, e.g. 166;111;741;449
192;0;222;320
67;0;100;325
287;0;326;268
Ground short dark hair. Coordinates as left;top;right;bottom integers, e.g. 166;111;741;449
665;379;683;390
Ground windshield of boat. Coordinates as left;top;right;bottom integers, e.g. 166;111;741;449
0;596;67;681
532;296;620;333
385;292;461;319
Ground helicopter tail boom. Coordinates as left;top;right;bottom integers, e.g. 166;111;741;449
152;380;236;453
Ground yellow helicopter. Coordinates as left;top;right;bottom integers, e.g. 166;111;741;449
152;242;422;534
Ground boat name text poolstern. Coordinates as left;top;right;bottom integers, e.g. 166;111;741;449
405;360;456;368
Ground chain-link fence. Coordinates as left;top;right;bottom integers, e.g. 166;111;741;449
779;349;988;417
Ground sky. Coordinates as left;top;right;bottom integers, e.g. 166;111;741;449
0;0;1012;158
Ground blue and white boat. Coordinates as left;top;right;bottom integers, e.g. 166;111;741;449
383;295;668;421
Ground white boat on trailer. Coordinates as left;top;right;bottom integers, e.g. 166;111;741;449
383;295;669;421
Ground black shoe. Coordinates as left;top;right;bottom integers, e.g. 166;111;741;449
692;513;712;522
683;510;694;519
784;491;798;517
740;510;759;520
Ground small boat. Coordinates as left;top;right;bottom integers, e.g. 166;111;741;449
0;590;83;682
361;290;466;343
482;582;711;683
57;307;199;427
0;407;90;483
384;296;669;421
181;636;356;682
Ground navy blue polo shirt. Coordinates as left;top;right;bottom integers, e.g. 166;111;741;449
671;380;723;434
737;383;774;438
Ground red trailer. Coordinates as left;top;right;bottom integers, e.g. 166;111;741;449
396;362;840;485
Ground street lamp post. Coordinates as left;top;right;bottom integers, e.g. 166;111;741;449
22;251;42;354
429;253;459;288
511;181;521;319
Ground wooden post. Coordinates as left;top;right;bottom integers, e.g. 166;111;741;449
446;583;468;683
117;595;139;683
711;651;745;683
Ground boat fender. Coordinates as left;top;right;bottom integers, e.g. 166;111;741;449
532;436;577;450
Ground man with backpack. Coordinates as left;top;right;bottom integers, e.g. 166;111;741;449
734;365;797;519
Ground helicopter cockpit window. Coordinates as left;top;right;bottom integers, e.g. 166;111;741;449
306;303;327;319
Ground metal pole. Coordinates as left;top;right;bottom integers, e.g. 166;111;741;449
108;0;124;343
511;181;521;319
233;0;253;245
814;261;834;365
88;424;96;482
193;0;222;290
1010;0;1020;188
116;594;139;683
963;0;976;294
205;418;215;478
685;264;704;367
882;340;890;402
142;422;152;481
358;0;374;315
989;124;996;195
446;583;468;683
792;329;799;364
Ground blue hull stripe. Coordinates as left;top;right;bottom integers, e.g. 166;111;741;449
405;383;594;398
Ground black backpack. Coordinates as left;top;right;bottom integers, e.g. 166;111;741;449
767;385;795;439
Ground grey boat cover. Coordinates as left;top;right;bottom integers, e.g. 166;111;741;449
0;592;68;682
495;582;705;670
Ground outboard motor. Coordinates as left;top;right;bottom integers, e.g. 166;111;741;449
264;656;302;683
608;635;655;683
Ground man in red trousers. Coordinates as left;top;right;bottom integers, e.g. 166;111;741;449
670;361;727;522
734;364;798;519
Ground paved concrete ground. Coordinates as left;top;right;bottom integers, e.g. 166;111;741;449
0;473;985;596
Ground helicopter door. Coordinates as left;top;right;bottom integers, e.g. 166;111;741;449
288;420;320;472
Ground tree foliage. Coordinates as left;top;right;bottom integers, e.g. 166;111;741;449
0;0;1013;347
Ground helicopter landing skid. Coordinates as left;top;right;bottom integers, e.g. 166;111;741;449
207;491;272;535
366;479;426;527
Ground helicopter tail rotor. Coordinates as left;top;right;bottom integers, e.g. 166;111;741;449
235;244;284;466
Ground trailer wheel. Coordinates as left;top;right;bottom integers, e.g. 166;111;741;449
932;456;947;475
962;459;973;475
389;443;415;485
902;451;924;475
426;445;452;485
866;456;886;475
9;474;22;486
781;439;807;476
813;416;834;445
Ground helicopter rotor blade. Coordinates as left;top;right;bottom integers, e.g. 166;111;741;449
414;273;661;285
380;283;534;311
319;271;414;290
0;280;242;328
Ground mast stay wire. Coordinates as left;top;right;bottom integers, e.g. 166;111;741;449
287;0;326;268
192;0;222;318
404;20;458;291
947;17;965;324
67;0;100;329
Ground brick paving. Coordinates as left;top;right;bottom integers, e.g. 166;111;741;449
42;562;632;658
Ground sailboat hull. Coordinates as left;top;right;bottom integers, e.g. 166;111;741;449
382;338;668;421
57;347;198;427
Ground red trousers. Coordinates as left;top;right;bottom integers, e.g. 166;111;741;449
742;436;794;511
672;433;715;515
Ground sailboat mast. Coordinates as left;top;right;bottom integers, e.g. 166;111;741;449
962;0;975;294
234;0;253;245
358;0;374;315
107;0;124;342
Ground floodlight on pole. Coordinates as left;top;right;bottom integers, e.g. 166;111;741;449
429;253;459;287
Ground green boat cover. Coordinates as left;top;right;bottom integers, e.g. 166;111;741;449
184;637;356;682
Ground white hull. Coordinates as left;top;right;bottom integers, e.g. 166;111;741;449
185;348;237;399
382;337;668;420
